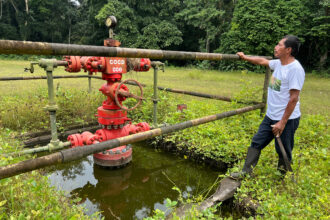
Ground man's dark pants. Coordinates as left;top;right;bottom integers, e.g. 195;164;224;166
251;115;300;162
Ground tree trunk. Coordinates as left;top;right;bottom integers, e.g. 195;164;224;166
25;0;28;14
0;0;2;20
9;0;18;13
206;32;210;53
319;41;328;71
68;18;71;44
24;0;29;40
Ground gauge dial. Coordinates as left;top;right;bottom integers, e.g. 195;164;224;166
105;16;117;28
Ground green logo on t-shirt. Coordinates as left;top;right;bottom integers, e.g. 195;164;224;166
269;76;281;91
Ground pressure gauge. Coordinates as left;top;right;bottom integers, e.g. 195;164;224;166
105;16;117;28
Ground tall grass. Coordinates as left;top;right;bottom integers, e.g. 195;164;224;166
0;87;104;132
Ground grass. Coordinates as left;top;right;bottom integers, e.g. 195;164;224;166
0;59;329;219
0;59;104;96
124;66;329;117
1;60;328;116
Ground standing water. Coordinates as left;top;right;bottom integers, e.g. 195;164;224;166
47;142;220;219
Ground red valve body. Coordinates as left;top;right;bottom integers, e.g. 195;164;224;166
64;56;150;74
67;123;150;167
64;45;151;167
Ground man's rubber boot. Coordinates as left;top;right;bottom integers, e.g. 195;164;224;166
230;147;261;179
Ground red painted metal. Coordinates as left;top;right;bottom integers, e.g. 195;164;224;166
114;79;144;111
134;58;151;71
64;56;81;72
177;104;187;112
99;82;128;110
96;107;129;125
105;57;127;74
67;123;150;166
65;36;151;167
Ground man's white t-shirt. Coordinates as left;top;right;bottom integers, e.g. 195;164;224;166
266;59;305;120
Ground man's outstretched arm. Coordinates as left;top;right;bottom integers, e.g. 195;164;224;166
237;52;269;66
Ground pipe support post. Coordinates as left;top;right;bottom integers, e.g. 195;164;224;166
151;61;164;128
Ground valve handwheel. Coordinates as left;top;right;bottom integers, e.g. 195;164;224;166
115;79;144;111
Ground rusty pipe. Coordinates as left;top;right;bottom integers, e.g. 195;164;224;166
0;40;272;61
0;103;264;180
126;81;260;105
0;75;92;81
0;74;259;104
23;124;101;148
5;141;72;157
156;87;261;105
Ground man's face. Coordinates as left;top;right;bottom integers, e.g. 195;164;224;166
274;38;291;58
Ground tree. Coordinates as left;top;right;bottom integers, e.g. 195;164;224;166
0;0;20;40
95;0;140;47
0;0;327;71
136;21;182;49
0;0;30;40
95;0;183;49
217;0;316;71
176;0;226;53
307;0;329;70
68;0;108;45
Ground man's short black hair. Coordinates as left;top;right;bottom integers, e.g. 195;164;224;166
283;35;301;57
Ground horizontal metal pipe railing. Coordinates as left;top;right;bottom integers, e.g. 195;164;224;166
0;75;91;81
6;141;72;157
125;81;260;104
23;124;101;148
0;40;272;61
0;74;260;104
0;103;264;180
158;86;231;102
156;86;261;105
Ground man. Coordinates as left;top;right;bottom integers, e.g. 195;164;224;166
231;35;305;178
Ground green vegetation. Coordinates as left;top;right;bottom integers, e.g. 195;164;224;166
235;114;329;219
0;60;104;132
0;60;329;218
126;66;329;116
0;0;328;72
0;87;103;131
0;129;101;219
217;0;329;72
